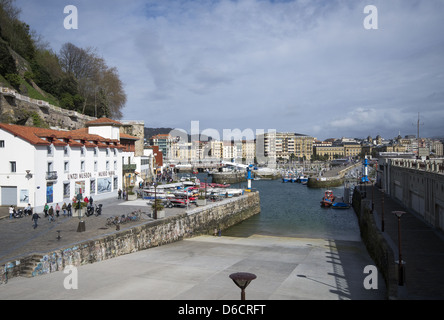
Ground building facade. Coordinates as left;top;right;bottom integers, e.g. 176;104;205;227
0;118;138;212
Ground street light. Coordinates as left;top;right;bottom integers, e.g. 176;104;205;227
229;272;257;300
379;188;385;232
153;182;158;220
393;210;406;286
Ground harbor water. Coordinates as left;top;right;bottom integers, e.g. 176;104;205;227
211;176;361;242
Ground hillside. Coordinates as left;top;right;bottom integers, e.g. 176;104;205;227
0;0;126;124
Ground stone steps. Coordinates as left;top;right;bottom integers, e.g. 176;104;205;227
20;254;45;278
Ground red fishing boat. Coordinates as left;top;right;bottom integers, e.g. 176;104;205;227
320;190;335;207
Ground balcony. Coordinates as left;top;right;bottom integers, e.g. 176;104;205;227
122;164;136;173
46;171;58;180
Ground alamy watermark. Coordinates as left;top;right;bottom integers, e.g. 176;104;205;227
64;5;78;30
363;5;378;30
363;265;378;290
63;265;78;290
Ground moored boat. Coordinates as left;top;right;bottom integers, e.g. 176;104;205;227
332;202;351;209
320;190;335;207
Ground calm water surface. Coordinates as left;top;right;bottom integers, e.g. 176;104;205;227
221;177;361;241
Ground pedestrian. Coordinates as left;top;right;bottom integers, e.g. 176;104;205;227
55;203;60;217
9;205;14;219
48;205;55;222
67;202;72;217
44;203;49;217
32;211;40;229
62;202;67;216
89;196;93;206
118;189;122;199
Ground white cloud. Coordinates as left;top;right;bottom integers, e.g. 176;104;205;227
14;0;444;139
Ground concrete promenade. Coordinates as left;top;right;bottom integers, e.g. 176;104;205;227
2;184;444;300
0;195;386;300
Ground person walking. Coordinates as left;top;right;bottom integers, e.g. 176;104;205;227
89;196;93;206
62;202;67;216
55;203;60;217
118;189;122;199
48;205;55;222
67;202;72;217
32;211;40;229
44;203;49;217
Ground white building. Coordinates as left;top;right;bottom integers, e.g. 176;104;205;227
0;118;139;212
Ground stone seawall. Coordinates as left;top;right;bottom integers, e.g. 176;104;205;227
212;172;246;184
352;189;397;299
0;192;260;283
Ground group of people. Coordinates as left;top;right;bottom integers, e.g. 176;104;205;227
8;204;32;219
8;195;99;229
42;202;74;221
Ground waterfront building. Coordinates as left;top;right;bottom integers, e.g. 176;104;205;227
377;154;444;232
261;132;313;163
313;145;344;160
343;142;362;158
242;140;256;164
0;118;139;211
150;133;173;160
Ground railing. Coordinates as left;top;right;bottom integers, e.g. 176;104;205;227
391;159;444;174
123;164;137;172
46;171;58;180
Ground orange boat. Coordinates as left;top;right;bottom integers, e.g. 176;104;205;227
320;190;335;207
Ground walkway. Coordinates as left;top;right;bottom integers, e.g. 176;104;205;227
0;198;184;264
364;184;444;299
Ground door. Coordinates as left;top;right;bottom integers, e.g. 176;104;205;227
1;186;17;206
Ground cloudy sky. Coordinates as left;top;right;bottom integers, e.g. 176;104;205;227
15;0;444;140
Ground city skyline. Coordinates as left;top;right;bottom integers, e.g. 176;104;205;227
15;0;444;140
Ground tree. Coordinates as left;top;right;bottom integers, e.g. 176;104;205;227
58;42;126;118
0;41;17;76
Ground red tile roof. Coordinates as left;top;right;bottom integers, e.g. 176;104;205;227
0;123;139;147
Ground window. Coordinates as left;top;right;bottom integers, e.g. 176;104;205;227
81;146;85;156
106;160;110;170
94;161;98;172
106;148;110;157
47;162;53;172
64;161;69;172
64;146;69;156
81;160;85;172
90;180;96;195
0;140;4;148
94;147;98;157
114;160;117;170
47;145;53;156
63;182;70;199
10;161;16;173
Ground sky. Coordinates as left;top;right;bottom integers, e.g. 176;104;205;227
14;0;444;140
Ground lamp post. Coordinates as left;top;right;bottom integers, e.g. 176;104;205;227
153;182;157;220
380;188;385;232
229;272;257;300
76;193;85;232
393;211;406;286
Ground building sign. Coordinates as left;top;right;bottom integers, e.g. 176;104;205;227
67;171;115;180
